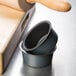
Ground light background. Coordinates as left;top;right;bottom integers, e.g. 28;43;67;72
3;0;76;76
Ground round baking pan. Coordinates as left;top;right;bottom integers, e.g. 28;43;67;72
23;21;58;54
20;41;55;68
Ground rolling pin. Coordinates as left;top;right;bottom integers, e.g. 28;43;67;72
0;0;33;11
27;0;71;12
0;0;71;12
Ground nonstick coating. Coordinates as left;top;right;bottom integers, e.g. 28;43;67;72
23;21;58;54
20;41;54;67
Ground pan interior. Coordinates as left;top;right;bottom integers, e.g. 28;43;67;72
25;22;50;49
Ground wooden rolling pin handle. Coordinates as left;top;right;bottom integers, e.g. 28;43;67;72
26;0;71;12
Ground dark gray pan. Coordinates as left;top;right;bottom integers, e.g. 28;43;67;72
22;21;58;54
20;41;54;68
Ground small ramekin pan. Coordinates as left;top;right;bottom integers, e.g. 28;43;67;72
22;21;58;54
20;41;54;68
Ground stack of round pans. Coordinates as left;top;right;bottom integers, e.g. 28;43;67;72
19;21;58;68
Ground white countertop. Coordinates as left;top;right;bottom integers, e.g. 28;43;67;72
3;0;76;76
